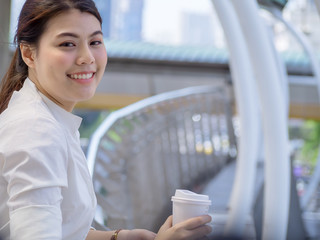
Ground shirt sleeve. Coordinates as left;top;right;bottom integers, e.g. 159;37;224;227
1;116;69;239
10;205;62;240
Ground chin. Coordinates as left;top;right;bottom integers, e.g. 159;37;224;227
78;86;97;98
78;92;95;102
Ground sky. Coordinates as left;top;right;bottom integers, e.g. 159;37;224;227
142;0;214;44
10;0;314;51
10;0;215;45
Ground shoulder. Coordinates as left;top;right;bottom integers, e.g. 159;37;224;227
1;88;54;123
0;103;69;182
0;80;60;130
0;100;67;152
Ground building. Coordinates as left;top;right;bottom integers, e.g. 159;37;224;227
94;0;112;38
95;0;144;41
180;11;225;48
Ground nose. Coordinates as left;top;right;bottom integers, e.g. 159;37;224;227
76;45;95;65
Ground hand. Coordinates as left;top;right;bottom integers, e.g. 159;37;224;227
118;229;156;240
155;215;212;240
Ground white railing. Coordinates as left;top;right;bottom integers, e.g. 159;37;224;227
86;85;236;231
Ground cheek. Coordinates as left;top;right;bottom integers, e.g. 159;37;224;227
53;52;75;67
40;50;74;71
95;49;108;67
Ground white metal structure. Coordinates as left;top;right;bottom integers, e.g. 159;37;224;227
211;0;260;236
267;4;320;211
232;1;290;239
211;0;291;239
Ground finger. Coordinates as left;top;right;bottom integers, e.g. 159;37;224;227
187;224;212;239
158;215;173;233
144;230;157;238
178;215;212;230
145;232;157;239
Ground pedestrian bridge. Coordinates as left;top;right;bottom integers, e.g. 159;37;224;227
86;83;320;239
87;85;236;231
83;1;320;239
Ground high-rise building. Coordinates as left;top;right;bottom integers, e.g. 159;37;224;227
180;12;224;48
111;0;144;41
282;0;320;52
95;0;144;41
94;0;112;38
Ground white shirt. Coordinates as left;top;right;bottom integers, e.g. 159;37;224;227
0;78;97;240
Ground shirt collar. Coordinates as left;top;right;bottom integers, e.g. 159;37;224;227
26;78;82;133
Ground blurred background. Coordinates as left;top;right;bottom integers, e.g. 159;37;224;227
1;0;320;239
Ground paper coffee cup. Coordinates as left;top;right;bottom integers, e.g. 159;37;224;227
171;189;211;225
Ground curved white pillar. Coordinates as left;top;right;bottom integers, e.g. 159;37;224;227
270;4;320;211
270;7;320;104
231;1;290;239
211;0;260;236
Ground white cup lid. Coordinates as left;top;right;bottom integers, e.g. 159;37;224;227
172;189;211;204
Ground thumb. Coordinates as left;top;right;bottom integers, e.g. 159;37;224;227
158;216;173;233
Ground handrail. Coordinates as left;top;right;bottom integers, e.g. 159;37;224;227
86;84;236;231
87;84;227;175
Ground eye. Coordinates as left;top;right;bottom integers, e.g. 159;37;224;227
59;42;75;47
90;40;102;46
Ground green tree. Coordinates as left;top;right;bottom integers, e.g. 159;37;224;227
299;120;320;169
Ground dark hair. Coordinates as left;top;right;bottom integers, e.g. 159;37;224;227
0;0;102;114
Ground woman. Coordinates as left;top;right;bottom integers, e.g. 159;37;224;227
0;0;212;239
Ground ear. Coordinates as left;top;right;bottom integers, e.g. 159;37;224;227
20;43;36;68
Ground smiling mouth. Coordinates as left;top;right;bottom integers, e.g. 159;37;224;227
67;73;95;80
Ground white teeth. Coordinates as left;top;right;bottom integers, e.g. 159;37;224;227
70;73;93;79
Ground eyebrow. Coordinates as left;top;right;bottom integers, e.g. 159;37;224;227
56;30;103;38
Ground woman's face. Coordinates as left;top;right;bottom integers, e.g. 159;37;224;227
28;9;107;111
